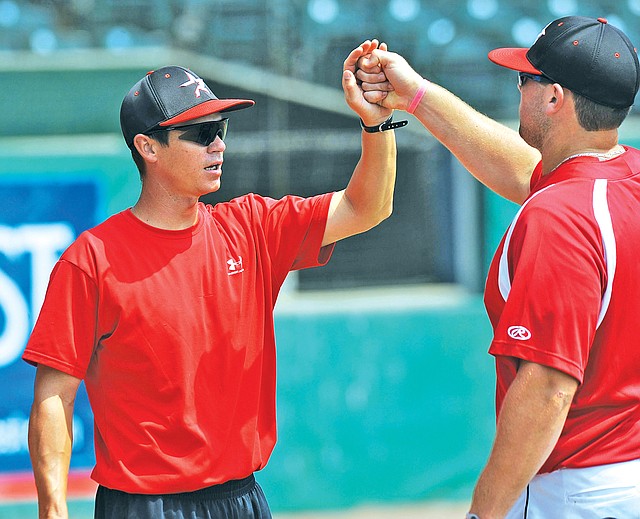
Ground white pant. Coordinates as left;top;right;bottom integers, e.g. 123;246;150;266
505;459;640;519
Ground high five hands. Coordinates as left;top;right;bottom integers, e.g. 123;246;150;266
343;39;394;126
354;43;428;113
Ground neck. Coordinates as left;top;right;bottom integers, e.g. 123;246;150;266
541;129;621;175
131;195;200;230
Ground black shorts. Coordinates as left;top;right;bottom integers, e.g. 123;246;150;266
94;474;272;519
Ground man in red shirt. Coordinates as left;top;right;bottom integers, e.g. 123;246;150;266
24;40;406;519
358;16;640;519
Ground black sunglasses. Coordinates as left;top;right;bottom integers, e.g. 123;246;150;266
517;72;551;88
149;118;229;146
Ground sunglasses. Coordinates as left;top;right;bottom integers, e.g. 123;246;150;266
149;118;229;146
517;72;551;88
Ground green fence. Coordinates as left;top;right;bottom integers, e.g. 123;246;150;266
262;294;495;510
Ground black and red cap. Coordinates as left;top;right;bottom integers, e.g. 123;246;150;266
120;65;255;148
488;16;640;108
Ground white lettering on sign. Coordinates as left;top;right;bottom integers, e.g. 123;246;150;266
0;223;75;367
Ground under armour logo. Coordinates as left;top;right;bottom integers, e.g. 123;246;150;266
227;256;244;276
179;71;211;98
507;325;532;341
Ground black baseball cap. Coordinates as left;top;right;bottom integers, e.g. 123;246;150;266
120;65;255;148
488;16;640;108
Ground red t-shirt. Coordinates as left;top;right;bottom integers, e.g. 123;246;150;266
485;147;640;473
23;194;334;493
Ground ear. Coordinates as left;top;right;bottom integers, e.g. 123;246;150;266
545;83;566;115
133;134;160;164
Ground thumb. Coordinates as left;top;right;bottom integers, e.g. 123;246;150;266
342;69;357;97
342;69;369;113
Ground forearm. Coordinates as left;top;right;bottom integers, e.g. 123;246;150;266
29;396;73;519
359;49;539;204
322;128;396;246
412;82;539;205
28;367;80;519
346;129;397;224
469;362;577;518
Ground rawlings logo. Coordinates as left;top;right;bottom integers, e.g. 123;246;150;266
507;325;532;341
180;71;211;98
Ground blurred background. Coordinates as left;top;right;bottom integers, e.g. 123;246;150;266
1;1;639;518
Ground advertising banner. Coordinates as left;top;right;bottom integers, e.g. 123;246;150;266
0;176;100;473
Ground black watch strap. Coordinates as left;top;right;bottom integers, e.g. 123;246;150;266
360;116;408;133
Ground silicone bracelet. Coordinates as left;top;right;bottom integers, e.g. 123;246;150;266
407;79;430;114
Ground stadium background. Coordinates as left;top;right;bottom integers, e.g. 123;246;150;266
1;1;639;517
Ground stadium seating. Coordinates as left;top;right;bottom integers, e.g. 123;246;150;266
1;1;637;118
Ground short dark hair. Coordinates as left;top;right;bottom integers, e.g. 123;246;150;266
572;92;631;131
130;131;170;178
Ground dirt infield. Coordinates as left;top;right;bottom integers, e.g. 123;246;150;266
276;501;469;519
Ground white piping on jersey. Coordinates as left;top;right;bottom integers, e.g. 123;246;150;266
498;185;554;301
498;180;615;330
592;179;615;327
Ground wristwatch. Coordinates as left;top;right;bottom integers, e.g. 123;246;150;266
360;115;408;133
466;513;481;519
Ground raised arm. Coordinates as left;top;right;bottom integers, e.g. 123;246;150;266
28;365;82;519
358;49;539;205
321;40;397;246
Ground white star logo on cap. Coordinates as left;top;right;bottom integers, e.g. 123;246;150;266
535;21;551;42
179;71;212;98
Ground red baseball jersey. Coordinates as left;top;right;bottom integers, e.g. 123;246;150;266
24;194;334;493
484;147;640;473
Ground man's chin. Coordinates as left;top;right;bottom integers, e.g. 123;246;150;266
203;181;221;196
518;127;541;151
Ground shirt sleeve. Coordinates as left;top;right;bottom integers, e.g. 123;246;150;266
488;188;606;383
268;193;335;271
212;192;335;293
240;192;335;268
22;259;98;379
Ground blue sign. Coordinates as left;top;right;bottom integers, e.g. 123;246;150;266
0;177;101;472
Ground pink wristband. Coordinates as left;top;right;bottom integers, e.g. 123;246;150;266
407;79;429;114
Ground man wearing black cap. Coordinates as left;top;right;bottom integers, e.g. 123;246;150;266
358;16;640;519
24;40;403;518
